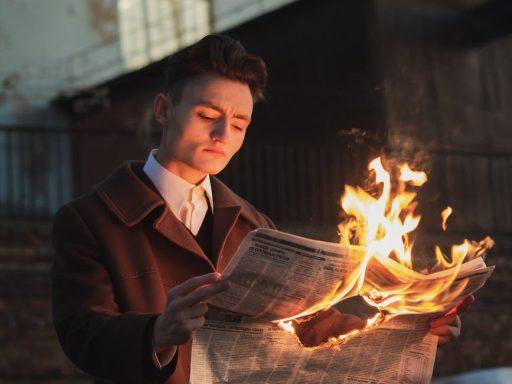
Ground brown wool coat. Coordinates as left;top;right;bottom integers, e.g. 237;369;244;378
51;160;275;384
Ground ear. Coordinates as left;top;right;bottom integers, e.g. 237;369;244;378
153;93;171;126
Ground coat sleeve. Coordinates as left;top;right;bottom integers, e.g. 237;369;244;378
51;203;177;383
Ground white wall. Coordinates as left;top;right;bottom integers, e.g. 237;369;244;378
0;0;121;124
0;0;298;125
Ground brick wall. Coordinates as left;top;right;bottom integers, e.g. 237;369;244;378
0;222;90;382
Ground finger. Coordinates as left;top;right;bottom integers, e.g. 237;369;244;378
446;295;475;316
429;324;450;336
183;303;209;319
429;324;460;338
438;335;452;345
185;316;206;332
456;294;475;314
429;314;459;328
167;272;221;299
176;279;230;308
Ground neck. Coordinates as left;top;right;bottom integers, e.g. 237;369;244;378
154;148;207;185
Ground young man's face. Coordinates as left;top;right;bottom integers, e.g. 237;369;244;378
155;73;253;182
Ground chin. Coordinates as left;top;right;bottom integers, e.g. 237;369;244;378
190;153;232;175
202;165;226;175
195;161;228;175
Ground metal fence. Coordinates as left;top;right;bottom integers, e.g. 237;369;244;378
0;126;365;226
4;125;508;235
0;127;73;220
221;140;365;226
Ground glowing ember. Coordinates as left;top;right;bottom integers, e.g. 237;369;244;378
279;320;295;335
276;157;494;350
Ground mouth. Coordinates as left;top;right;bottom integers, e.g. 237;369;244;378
204;148;226;156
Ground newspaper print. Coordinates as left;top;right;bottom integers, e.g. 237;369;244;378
191;313;436;384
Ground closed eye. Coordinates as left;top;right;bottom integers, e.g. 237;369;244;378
198;113;216;120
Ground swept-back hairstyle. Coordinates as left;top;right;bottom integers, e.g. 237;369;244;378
163;34;267;104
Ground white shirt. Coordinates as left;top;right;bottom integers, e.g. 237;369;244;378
143;148;213;236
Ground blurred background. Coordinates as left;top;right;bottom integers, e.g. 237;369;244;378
0;0;511;382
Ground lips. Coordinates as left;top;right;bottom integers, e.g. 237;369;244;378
204;148;226;156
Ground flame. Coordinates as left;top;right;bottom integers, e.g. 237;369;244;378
277;157;494;349
400;163;427;186
441;206;453;231
279;320;295;335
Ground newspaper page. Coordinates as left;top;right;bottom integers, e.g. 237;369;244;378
191;313;437;384
208;229;365;320
198;228;494;383
363;256;494;314
209;228;494;320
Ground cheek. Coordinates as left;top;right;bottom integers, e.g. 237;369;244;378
168;117;204;148
226;133;245;157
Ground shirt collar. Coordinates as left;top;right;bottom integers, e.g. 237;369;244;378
142;149;214;215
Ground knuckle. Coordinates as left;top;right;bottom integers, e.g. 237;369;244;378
185;321;196;333
178;311;189;323
178;322;189;335
172;297;185;308
189;275;205;285
167;289;180;302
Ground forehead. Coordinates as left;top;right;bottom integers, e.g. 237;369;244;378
180;74;253;115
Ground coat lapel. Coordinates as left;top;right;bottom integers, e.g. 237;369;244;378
211;206;241;267
94;160;213;267
152;204;213;268
95;160;263;272
210;176;260;267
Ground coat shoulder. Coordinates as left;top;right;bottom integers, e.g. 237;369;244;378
51;191;104;242
239;196;276;229
53;190;104;223
210;176;276;230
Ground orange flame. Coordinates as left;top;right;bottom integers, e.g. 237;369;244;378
441;206;453;231
277;157;494;349
400;163;427;186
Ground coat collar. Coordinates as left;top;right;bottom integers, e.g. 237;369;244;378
94;160;260;268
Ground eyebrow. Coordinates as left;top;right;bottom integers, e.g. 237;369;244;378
196;101;251;122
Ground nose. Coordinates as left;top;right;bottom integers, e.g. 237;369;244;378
211;118;231;143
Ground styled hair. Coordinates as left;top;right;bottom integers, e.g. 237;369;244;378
163;34;267;104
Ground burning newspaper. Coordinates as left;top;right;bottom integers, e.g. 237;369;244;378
192;312;437;384
196;229;493;384
193;157;494;383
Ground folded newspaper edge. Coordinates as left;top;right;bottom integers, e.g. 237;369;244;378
208;228;494;322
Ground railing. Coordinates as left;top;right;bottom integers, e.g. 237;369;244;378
9;125;508;235
0;125;367;226
0;126;74;220
221;140;367;226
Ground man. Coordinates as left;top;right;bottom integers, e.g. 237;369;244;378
51;34;466;384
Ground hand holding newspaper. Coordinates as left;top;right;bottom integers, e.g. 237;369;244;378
191;228;494;384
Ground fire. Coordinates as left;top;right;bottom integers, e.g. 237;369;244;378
399;163;427;186
441;206;453;231
277;157;494;350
